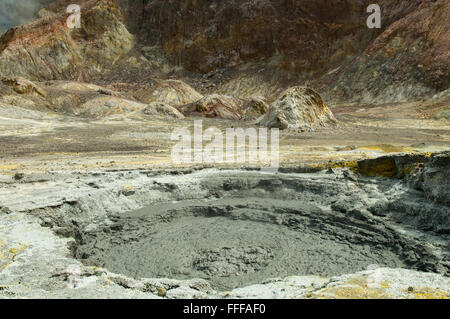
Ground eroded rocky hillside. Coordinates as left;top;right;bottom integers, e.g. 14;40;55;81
0;0;448;106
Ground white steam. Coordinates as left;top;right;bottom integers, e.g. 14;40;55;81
0;0;51;34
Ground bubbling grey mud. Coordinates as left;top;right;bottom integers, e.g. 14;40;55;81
69;165;449;291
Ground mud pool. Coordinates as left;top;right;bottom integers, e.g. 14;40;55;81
70;169;448;290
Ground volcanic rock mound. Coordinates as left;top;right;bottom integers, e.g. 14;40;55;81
142;102;185;119
258;87;337;130
1;77;46;97
179;94;245;120
138;80;203;106
242;96;270;121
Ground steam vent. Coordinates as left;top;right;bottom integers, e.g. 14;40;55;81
0;0;449;301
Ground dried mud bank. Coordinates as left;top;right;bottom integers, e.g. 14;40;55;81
0;153;449;298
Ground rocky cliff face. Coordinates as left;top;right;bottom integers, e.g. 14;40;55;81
0;0;448;105
135;0;449;104
329;0;450;104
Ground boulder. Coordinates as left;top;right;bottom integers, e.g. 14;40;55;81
42;81;125;114
142;102;184;119
179;94;244;120
257;87;337;130
75;96;146;118
242;96;269;120
140;80;203;106
1;77;47;97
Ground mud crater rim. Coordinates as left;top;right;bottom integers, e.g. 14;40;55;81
61;170;447;291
